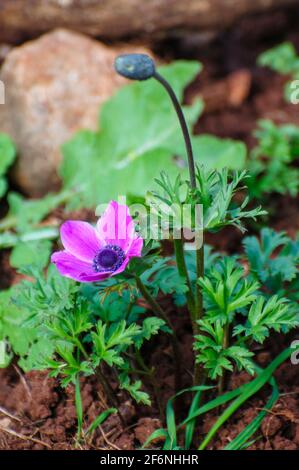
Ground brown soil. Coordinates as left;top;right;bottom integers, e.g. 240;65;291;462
1;5;299;450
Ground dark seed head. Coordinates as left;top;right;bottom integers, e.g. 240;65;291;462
114;54;156;81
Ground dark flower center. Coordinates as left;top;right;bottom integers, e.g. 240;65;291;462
93;244;125;273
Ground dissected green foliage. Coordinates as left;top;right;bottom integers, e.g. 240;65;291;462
7;265;165;405
243;227;299;300
194;257;298;379
248;120;299;197
258;42;299;102
0;288;54;370
148;167;266;236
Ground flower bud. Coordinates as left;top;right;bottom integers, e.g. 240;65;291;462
114;54;155;81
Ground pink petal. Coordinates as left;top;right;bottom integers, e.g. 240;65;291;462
96;201;135;252
127;237;143;259
113;257;130;276
60;220;101;262
51;251;94;282
79;271;113;282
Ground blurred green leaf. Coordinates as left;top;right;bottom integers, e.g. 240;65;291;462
0;133;16;198
192;135;246;170
10;239;52;269
60;61;203;208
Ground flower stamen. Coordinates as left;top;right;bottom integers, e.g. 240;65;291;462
93;244;125;273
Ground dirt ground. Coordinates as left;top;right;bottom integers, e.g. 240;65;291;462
0;5;299;450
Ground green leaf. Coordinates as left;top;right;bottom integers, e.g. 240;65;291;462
135;317;165;349
0;288;55;370
0;133;16;198
120;376;151;405
258;42;299;75
142;385;213;450
248;120;299;197
5;190;70;232
140;257;188;297
192;135;246;170
91;320;141;367
10;239;52;269
224;377;279;450
233;295;298;343
85;408;117;436
195;167;266;231
185;390;202;449
243;228;299;299
198;257;259;324
61;61;203;208
194;321;254;379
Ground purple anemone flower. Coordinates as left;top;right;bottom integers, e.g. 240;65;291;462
51;201;143;283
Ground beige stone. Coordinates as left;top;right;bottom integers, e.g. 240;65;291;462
0;29;150;196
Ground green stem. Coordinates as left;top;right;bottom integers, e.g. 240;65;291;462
153;69;205;387
75;338;121;420
195;242;204;323
75;374;83;440
135;350;164;423
218;323;230;394
135;275;182;392
153;72;196;188
194;238;205;386
173;238;196;322
135;275;174;331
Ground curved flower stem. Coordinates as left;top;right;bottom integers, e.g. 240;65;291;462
135;275;182;392
153;71;196;189
153;71;205;386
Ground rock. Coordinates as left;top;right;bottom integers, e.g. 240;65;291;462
0;0;297;43
0;29;150;196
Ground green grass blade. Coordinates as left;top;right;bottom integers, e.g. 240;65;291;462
198;346;293;450
224;378;279;450
85;408;117;436
142;385;213;450
142;429;169;449
181;386;246;428
164;397;177;449
185;390;202;449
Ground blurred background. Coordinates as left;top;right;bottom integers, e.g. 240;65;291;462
0;0;298;197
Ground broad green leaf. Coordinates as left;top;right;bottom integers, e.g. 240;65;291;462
192;135;246;170
0;133;16;198
60;61;203;208
5;190;71;232
10;239;52;269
